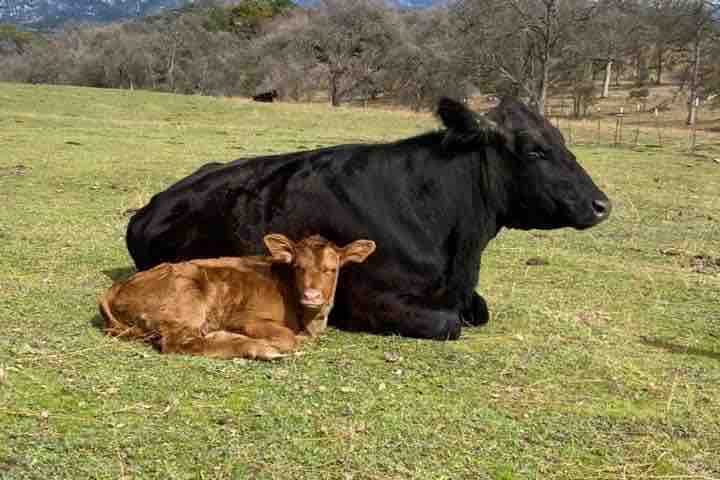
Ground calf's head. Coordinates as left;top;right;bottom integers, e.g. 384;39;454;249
437;97;611;230
263;234;376;311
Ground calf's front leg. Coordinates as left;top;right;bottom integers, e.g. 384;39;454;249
160;328;288;361
240;320;301;354
201;331;288;360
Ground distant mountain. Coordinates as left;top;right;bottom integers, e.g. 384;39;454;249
393;0;438;7
0;0;189;27
0;0;440;28
294;0;441;7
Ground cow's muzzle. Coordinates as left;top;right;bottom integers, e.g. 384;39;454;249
591;198;611;221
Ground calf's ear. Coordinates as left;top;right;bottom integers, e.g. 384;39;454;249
340;240;376;266
263;234;295;263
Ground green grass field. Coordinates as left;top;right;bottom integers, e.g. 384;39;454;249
1;83;719;479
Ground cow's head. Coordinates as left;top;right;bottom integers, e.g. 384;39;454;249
437;97;611;230
263;233;376;310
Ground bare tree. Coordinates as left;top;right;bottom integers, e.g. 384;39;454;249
380;8;469;110
306;0;402;106
590;1;646;97
254;0;402;106
452;0;599;115
678;0;719;125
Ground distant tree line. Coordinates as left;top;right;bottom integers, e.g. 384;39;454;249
1;0;718;119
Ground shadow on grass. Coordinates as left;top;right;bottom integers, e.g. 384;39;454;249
640;336;720;361
90;313;105;331
102;266;136;282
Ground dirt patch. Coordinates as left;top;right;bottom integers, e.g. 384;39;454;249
0;164;28;177
0;456;22;473
525;257;550;266
688;254;720;275
576;310;610;329
659;249;720;274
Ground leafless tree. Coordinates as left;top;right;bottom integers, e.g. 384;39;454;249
252;0;404;106
676;0;719;124
451;0;600;115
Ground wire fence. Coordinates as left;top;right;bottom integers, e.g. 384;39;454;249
548;112;719;156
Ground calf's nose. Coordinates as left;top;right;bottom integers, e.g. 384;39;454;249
303;289;323;302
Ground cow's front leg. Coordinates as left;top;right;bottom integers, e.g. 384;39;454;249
394;304;462;340
358;293;463;340
461;291;489;327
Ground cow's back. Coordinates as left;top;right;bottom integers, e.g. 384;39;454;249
126;151;324;269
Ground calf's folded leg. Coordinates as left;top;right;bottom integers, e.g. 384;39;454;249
199;331;287;360
240;320;300;353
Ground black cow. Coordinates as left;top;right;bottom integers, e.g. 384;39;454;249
252;90;279;102
126;98;610;340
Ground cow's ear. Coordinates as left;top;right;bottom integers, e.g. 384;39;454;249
437;97;479;134
437;97;505;148
263;234;294;263
340;240;376;266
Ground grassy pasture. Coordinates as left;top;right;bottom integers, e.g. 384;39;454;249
1;83;719;479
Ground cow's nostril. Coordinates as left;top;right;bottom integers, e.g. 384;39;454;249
592;199;611;218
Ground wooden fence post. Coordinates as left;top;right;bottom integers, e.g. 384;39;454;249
688;97;699;153
654;108;663;146
614;108;624;147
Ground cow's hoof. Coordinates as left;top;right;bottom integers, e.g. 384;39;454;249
446;319;462;340
463;293;489;327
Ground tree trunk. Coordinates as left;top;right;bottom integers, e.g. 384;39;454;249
686;37;701;126
572;91;580;118
329;70;340;107
602;59;612;98
537;60;549;116
655;47;664;85
147;58;156;89
167;42;176;92
535;0;555;117
638;54;649;85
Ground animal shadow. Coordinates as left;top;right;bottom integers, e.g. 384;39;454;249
90;313;105;331
102;266;136;282
640;336;720;361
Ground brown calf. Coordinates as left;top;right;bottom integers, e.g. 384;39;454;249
99;234;375;360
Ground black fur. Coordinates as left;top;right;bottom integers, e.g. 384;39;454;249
126;97;610;340
252;90;279;102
